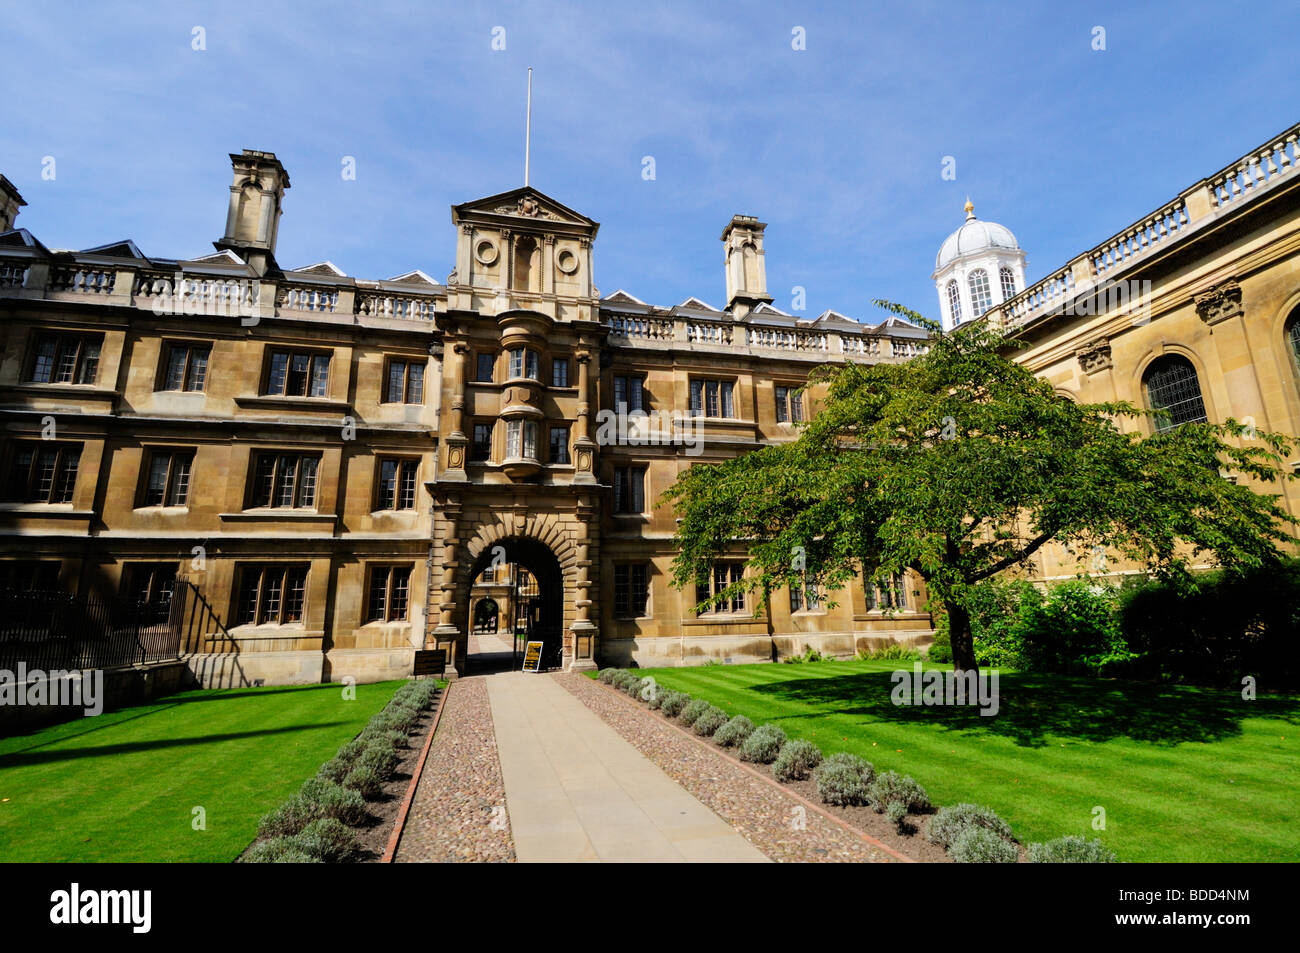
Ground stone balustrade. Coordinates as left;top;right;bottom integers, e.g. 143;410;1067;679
995;120;1300;333
357;292;434;321
48;264;115;294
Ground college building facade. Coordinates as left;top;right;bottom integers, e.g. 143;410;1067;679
0;152;934;686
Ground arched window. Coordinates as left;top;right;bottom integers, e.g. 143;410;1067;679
968;269;992;316
999;266;1017;301
946;280;962;325
1286;308;1300;377
1144;355;1208;432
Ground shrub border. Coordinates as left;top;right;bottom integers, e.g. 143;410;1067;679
594;675;915;863
380;681;451;863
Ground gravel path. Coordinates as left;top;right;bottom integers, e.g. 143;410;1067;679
394;677;515;863
556;673;902;863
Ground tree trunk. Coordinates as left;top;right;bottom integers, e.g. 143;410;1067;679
946;599;978;674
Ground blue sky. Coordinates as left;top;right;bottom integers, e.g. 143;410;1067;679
3;1;1298;323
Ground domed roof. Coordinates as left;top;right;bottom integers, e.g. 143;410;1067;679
935;199;1020;271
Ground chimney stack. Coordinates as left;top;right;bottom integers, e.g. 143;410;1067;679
214;149;290;275
0;175;26;233
721;214;772;317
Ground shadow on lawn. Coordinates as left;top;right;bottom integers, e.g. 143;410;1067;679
750;670;1300;747
0;722;350;769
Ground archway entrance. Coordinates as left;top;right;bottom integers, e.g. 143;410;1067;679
463;537;564;675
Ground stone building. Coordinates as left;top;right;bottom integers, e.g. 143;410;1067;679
0;150;934;685
938;120;1300;580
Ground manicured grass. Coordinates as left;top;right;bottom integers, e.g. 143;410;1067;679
638;660;1300;862
0;680;405;862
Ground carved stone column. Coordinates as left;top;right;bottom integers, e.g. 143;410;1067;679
569;493;599;671
572;350;598;484
443;342;470;481
432;499;463;678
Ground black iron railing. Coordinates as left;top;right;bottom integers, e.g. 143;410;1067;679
0;588;187;672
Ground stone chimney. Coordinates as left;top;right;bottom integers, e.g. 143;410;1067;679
214;149;290;274
721;214;773;316
0;175;26;233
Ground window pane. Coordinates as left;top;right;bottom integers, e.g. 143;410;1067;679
274;455;297;506
54;448;79;504
689;380;702;416
77;340;100;384
629;378;643;412
145;455;170;506
390;568;410;620
165;347;189;390
522;421;537;459
550;427;569;464
378;459;397;508
477;353;494;382
552;359;568;387
252;454;275;506
238;570;260;624
284;568;307;622
506;420;522;458
297;457;318;507
54;340;79;383
169;455;191;506
261;570;283;623
525;351;538;380
309;355;330;397
407;363;424;402
968;269;992;316
386;362;405;403
1145;357;1208;431
367;567;389;622
268;352;289;394
189;346;210;391
720;381;734;418
509;349;523;378
31;337;57;383
775;386;789;423
398;460;417;508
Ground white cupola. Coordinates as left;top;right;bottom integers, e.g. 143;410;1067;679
932;198;1027;332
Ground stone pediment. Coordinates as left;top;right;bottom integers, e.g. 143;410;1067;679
452;187;598;234
388;269;439;287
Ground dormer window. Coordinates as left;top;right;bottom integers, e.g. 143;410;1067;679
507;348;539;381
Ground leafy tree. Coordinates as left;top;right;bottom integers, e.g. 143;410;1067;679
663;303;1296;672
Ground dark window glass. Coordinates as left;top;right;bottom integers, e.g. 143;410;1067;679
27;334;102;385
549;427;570;464
476;353;495;383
266;350;330;397
1144;356;1208;432
6;443;80;503
367;566;412;622
384;360;425;403
470;423;493;462
614;563;649;617
613;466;645;514
142;450;193;506
250;453;320;508
551;358;570;388
614;376;644;412
162;344;211;392
236;565;308;625
690;379;734;418
376;458;418;510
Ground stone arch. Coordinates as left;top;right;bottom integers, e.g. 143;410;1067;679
451;515;582;671
1131;343;1217;434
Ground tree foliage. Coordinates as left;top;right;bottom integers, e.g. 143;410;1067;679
663;302;1296;671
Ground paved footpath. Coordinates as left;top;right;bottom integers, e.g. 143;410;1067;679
485;671;770;863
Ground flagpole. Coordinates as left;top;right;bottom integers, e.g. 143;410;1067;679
524;67;532;187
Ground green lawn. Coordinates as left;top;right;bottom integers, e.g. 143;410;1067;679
638;660;1300;862
0;680;405;862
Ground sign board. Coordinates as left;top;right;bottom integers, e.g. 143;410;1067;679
522;640;544;673
413;649;446;677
